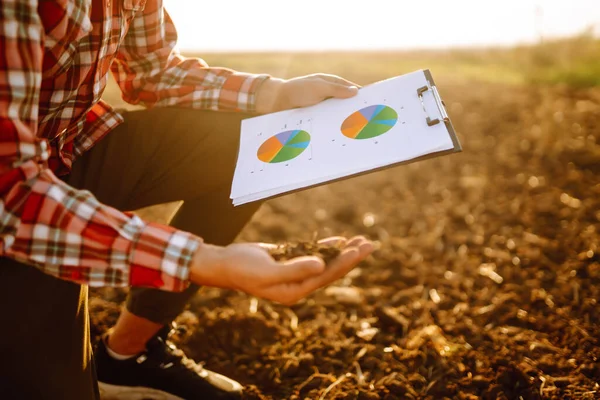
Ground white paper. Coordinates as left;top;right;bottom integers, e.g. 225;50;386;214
230;70;457;205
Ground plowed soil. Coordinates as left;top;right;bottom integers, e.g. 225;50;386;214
90;82;600;399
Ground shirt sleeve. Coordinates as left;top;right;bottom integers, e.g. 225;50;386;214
0;0;200;292
110;0;270;112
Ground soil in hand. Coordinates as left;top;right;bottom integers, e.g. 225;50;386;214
268;240;343;265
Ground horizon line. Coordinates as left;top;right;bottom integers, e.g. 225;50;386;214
174;35;595;54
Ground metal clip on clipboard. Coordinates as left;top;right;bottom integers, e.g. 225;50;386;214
417;84;449;127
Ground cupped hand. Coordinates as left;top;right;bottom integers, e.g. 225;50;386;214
190;236;373;305
255;74;360;114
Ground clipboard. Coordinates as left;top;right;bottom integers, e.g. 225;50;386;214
230;69;462;206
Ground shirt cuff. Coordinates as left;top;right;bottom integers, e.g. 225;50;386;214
127;216;201;292
219;72;271;112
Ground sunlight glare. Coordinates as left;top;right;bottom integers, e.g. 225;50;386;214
164;0;600;51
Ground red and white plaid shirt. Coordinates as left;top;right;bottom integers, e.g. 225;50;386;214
0;0;268;291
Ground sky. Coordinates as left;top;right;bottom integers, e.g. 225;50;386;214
163;0;600;52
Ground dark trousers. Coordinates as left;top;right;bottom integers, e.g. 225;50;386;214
0;108;262;399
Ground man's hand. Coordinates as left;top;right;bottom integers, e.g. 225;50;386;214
189;236;373;305
255;74;360;114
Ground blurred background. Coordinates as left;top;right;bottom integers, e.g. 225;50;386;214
96;2;600;399
165;0;599;52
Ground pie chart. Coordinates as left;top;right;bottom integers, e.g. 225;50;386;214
341;105;398;139
257;130;311;163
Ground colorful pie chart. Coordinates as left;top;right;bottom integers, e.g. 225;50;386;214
257;130;311;163
341;105;398;139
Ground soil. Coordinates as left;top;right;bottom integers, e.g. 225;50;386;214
90;83;600;399
268;241;343;265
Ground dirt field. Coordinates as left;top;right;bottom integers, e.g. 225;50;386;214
91;56;600;399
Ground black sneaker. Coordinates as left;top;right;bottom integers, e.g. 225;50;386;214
95;324;243;400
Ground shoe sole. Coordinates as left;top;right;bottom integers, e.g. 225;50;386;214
98;382;184;400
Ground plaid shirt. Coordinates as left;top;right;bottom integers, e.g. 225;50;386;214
0;0;268;291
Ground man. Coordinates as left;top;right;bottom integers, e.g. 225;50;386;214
0;0;374;399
